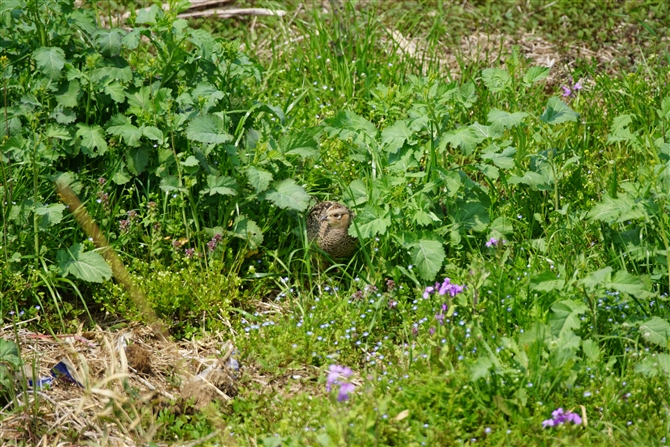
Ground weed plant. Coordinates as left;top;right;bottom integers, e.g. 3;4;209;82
2;0;670;445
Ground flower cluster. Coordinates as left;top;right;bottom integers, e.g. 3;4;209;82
542;408;582;428
561;78;583;97
326;364;355;402
423;278;464;299
207;233;223;251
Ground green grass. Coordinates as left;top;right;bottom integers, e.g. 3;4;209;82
3;0;670;445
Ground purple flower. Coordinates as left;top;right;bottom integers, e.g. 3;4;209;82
485;237;498;248
573;80;583;91
119;219;131;232
423;278;464;299
423;286;435;299
326;364;353;392
429;327;435;335
127;210;138;220
435;312;445;325
386;279;396;292
184;248;195;258
337;382;355;402
388;300;398;309
561;85;572;97
542;408;582;428
98;177;106;186
561;78;583;97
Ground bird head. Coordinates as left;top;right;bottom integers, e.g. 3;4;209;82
321;204;352;229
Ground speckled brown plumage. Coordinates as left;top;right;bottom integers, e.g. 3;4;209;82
307;201;358;259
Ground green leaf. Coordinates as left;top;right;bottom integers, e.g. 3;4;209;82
33;47;66;79
323;111;378;146
530;271;565;292
439;126;483;155
231;215;263;249
351;205;390;239
381;120;412;154
481;146;516;169
635;353;670;377
490;216;514;235
94;28;125;57
452;201;489;232
345;179;368;205
607;114;639;145
282;127;319;158
36;203;66;229
55;80;81;108
159;175;187;193
104;82;126;103
639;317;670;347
580;267;613;289
107;115;142;147
540;97;579;124
186;115;233;145
112;166;131;185
203;175;238;196
406;238;445;281
582;339;601;362
586;193;647;224
245;166;273;193
76;124;108;157
470;356;493;381
609;270;652;299
143;126;164;143
126;147;149;175
522;66;550;85
469;122;503;140
262;179;310;211
57;243;112;283
549;299;588;338
508;170;547;187
136;4;159;24
487;109;528;129
481;68;510;93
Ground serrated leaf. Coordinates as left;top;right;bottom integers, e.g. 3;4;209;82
608;270;651;298
107;116;142;147
45;125;71;141
508;170;547;187
262;179;310;211
639;317;670;347
159;175;186;193
350;205;390;238
549;299;588;338
607;114;639;145
76;124;108;157
57;243;112;283
523;66;550;84
282;127;319;158
540;97;579;124
470;122;503;140
381;120;412;154
345;179;368;205
481;68;510;93
406;238;445;281
112;166;131;185
580;267;613;289
136;4;159;24
586;193;647;224
126;146;149;175
490;216;514;235
203;175;238;196
231;215;263;249
477;163;499;179
481;146;516;169
582;339;601;362
143;126;164;143
94;28;124;57
104;82;126;103
36;203;66;228
439;126;483;155
55;80;81;108
452;201;489;232
33;47;66;79
186;115;233;145
245;166;273;193
530;271;565;292
487;109;528;129
470;356;493;381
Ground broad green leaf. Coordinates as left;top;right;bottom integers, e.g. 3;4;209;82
107;115;142;147
186;115;233;145
55;80;81;108
508;170;547;187
323;110;378;144
76;124;108;157
639;317;670;347
104;82;126;103
231;215;263;249
608;270;652;298
36;203;66;228
487;109;528;129
580;267;613;289
523;66;550;84
452;201;489;232
136;4;159;24
57;243;112;283
470;356;493;381
490;216;514;235
470;122;503;140
159;175;186;193
94;28;124;57
381;120;412;154
540;97;579;124
350;205;390;239
549;299;588;338
586;193;647;224
481;68;510;93
607;114;639;145
126;147;149;175
530;271;565;292
51;106;77;125
635;353;670;377
476;163;499;180
406;238;445;281
245;166;273;193
282;127;319;158
0;338;20;366
33;47;66;79
582;339;601;362
112;166;131;185
262;179;310;211
45;125;71;141
345;179;368;205
481;146;516;169
143;126;164;143
439;126;483;155
203;175;238;196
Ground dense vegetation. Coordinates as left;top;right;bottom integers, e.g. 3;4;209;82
2;0;670;445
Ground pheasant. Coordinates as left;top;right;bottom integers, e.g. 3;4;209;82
307;201;358;259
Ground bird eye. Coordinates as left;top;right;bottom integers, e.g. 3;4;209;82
334;214;341;219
